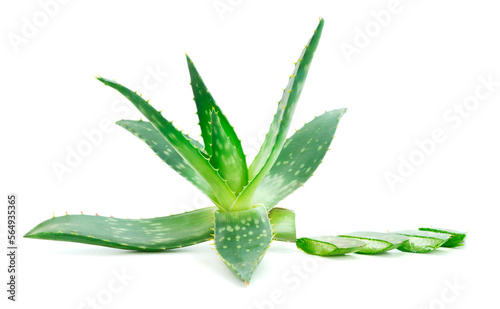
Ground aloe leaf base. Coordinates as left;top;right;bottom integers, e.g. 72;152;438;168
214;205;273;284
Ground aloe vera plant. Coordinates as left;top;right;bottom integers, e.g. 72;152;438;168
26;18;347;284
25;18;466;284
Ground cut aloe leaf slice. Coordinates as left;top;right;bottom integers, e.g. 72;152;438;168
339;232;409;255
296;236;366;256
394;230;451;253
418;227;467;248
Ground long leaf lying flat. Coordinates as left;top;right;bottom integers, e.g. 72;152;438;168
25;208;216;251
394;230;451;253
254;109;346;210
117;120;217;202
24;207;296;251
186;54;247;171
210;111;247;194
296;236;366;256
339;232;409;255
232;19;324;211
97;77;235;209
214;205;273;284
419;227;467;248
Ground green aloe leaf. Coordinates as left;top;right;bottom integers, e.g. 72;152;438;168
296;236;366;256
254;109;346;210
24;207;296;251
97;77;235;210
248;18;324;180
268;208;296;242
339;232;409;255
116;120;216;202
24;208;216;251
394;230;451;253
214;205;273;284
186;54;247;170
419;227;467;248
210;110;247;194
232;18;324;211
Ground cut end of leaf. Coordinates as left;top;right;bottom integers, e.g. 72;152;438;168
418;227;467;248
296;236;366;256
394;230;451;253
339;232;409;255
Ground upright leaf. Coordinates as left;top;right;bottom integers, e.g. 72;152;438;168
117;120;217;203
186;54;247;168
214;205;273;284
97;77;235;209
253;109;346;210
248;18;325;180
210;110;248;194
232;18;324;211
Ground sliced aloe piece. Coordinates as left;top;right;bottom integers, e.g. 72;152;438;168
394;230;451;253
214;205;273;284
296;236;366;256
419;227;467;248
339;232;409;254
24;207;295;251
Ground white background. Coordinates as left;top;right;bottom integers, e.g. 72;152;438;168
1;0;499;308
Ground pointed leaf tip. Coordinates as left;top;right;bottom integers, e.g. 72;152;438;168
214;205;272;284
